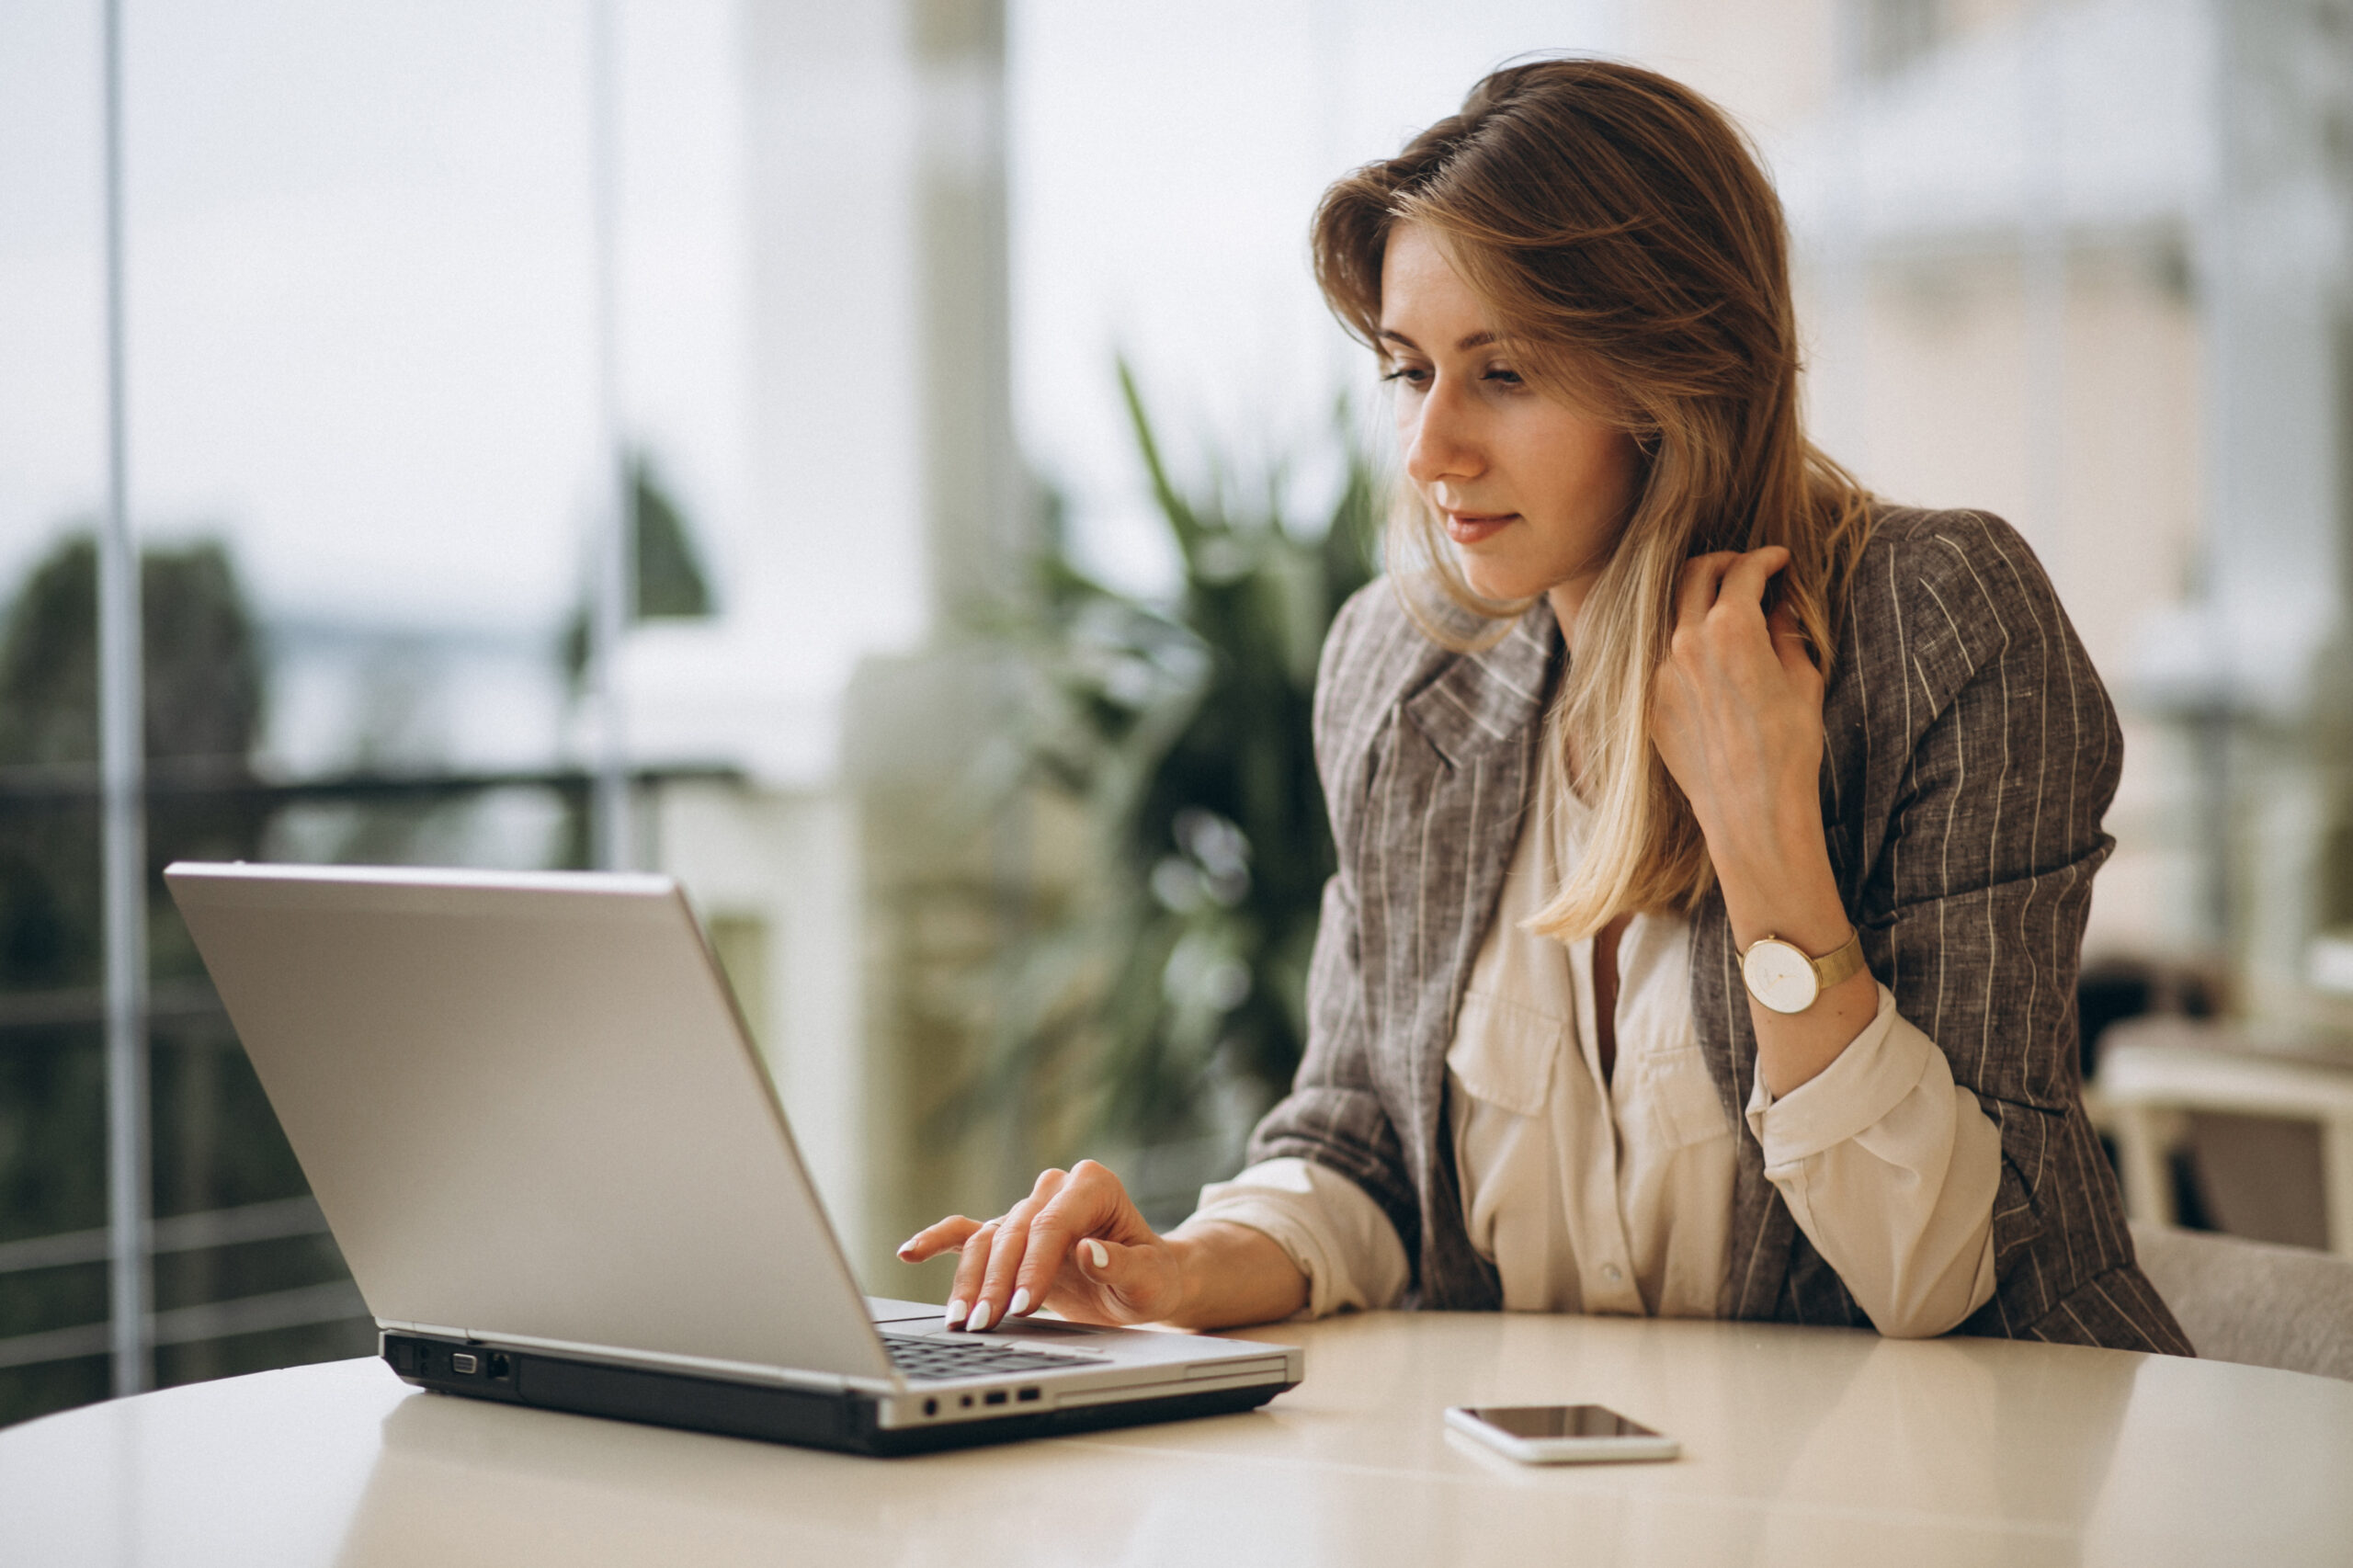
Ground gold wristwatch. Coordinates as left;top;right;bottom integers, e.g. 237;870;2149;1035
1740;927;1867;1015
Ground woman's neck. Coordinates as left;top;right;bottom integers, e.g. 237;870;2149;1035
1545;570;1602;654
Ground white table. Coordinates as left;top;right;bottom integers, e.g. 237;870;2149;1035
5;1312;2349;1566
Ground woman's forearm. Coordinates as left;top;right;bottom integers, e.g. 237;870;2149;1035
1160;1220;1311;1330
1710;816;1880;1098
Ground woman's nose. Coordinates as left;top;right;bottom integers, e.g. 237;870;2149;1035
1402;378;1481;493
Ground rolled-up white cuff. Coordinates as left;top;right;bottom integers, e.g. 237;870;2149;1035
1188;1156;1409;1317
1745;983;1916;1166
1744;984;2002;1337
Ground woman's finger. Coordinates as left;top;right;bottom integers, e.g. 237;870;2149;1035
1673;551;1738;631
1713;545;1792;614
1767;601;1816;679
945;1221;998;1328
895;1214;983;1266
1013;1164;1128;1316
967;1168;1069;1331
1070;1234;1165;1323
1011;1194;1083;1320
967;1210;1035;1332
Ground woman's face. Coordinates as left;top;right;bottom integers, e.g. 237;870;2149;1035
1380;222;1639;616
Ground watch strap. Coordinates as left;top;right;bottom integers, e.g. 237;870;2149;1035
1809;926;1867;992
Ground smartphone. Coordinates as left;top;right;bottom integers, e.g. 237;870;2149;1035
1444;1403;1680;1465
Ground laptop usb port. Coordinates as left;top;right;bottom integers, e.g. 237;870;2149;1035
983;1390;1008;1406
1017;1387;1040;1403
450;1352;479;1375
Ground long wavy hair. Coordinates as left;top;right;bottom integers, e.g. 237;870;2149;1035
1311;57;1872;938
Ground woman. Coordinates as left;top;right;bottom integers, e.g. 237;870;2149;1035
902;58;2188;1350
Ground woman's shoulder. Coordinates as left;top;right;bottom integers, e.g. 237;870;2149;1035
1847;503;2061;621
1837;504;2091;711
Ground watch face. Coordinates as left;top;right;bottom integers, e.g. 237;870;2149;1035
1743;940;1819;1015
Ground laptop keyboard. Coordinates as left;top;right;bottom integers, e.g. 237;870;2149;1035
881;1334;1100;1382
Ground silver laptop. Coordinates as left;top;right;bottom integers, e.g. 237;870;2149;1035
164;861;1300;1456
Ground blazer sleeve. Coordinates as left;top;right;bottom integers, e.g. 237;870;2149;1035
1832;512;2187;1349
1244;585;1424;1263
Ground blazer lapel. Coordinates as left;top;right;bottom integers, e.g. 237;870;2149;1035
1354;603;1558;1308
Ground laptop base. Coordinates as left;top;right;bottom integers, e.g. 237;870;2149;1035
383;1333;1291;1458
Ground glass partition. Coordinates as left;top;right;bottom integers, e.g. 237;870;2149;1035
0;0;740;1426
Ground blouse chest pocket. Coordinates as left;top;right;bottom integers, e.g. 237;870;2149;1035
1612;926;1730;1149
1638;1045;1733;1149
1445;990;1563;1119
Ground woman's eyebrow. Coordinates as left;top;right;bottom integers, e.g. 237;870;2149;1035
1377;328;1500;352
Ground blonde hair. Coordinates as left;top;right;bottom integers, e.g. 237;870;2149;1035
1312;58;1872;938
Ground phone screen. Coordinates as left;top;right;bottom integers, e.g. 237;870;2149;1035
1463;1404;1661;1440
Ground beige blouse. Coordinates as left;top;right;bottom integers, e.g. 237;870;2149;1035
1191;743;2003;1337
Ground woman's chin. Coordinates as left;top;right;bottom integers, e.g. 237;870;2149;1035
1458;562;1540;605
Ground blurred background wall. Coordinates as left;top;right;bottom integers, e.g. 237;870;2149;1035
2;0;2348;1426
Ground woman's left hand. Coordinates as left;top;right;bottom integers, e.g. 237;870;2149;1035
1649;546;1825;886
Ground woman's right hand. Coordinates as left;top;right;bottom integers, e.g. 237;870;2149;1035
896;1160;1186;1332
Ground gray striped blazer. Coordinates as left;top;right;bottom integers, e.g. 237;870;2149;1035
1248;506;2191;1353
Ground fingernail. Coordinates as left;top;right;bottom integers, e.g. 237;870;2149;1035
1008;1287;1031;1317
1083;1239;1108;1269
897;1235;921;1257
967;1300;995;1333
944;1298;967;1328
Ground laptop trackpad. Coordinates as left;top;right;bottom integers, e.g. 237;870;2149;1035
864;1296;1133;1343
866;1296;948;1324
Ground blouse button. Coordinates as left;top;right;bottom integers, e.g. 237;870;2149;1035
1602;1264;1623;1284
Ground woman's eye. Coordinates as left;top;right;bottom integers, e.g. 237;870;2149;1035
1482;366;1525;387
1380;364;1430;387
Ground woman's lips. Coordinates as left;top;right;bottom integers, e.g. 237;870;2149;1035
1444;512;1516;545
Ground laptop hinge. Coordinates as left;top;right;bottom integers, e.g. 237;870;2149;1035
394;1324;894;1395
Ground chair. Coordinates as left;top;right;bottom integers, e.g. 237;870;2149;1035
2090;1015;2353;1255
2131;1221;2353;1381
